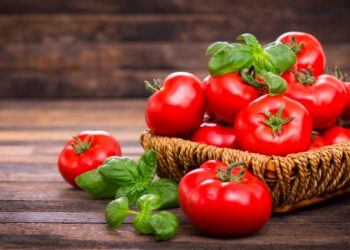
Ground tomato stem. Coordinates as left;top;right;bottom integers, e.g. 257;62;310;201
260;105;294;136
288;36;304;54
216;161;246;182
311;131;319;143
293;68;315;85
333;66;348;81
72;135;94;155
145;79;163;93
240;68;266;89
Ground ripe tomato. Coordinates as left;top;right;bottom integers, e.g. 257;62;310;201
309;134;328;150
178;160;272;237
58;131;122;187
276;31;326;77
206;72;263;124
190;122;237;149
283;71;347;130
321;126;350;145
145;72;206;137
234;94;312;156
341;81;350;120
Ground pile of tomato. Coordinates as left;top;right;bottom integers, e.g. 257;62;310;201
145;31;350;156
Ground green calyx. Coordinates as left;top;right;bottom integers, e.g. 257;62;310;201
260;105;294;136
333;66;348;81
206;33;295;95
72;135;94;155
240;68;266;88
216;161;246;182
287;36;304;54
145;79;163;93
294;68;315;85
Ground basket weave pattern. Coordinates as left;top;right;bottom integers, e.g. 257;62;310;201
140;131;350;212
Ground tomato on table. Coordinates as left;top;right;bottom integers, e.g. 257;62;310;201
276;31;326;77
190;122;237;149
178;160;272;237
145;72;206;137
58;131;122;187
206;72;264;124
234;94;313;156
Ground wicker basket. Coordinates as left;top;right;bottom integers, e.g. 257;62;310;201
140;131;350;212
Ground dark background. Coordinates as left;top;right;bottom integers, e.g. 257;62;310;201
0;0;349;99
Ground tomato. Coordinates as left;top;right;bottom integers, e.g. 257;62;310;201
283;71;347;130
178;160;272;237
145;72;206;137
276;31;326;77
206;72;263;124
341;81;350;120
321;126;350;145
191;122;237;149
58;131;122;187
234;94;312;156
309;134;328;150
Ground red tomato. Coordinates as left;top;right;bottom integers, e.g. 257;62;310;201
191;122;238;149
178;160;272;237
145;72;206;137
283;72;347;130
321;126;350;145
206;72;263;124
341;81;350;120
276;31;326;77
234;94;312;156
58;131;122;187
309;134;328;150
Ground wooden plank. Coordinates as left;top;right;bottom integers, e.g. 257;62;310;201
0;0;348;14
0;43;349;71
0;223;349;249
0;15;348;45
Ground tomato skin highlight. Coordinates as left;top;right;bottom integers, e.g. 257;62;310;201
206;72;263;124
321;126;350;145
283;72;347;130
276;31;326;77
191;122;237;149
234;95;313;156
178;160;272;237
58;131;122;187
145;72;206;137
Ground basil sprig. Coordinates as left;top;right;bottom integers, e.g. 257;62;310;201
207;33;296;95
75;150;179;209
106;195;179;241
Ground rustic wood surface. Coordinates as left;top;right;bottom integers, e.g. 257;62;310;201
0;99;350;249
0;0;349;98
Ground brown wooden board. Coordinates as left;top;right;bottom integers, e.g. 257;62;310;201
0;100;349;249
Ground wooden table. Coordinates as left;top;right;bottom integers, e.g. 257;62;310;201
0;100;349;249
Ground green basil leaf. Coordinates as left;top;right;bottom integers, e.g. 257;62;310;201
206;41;230;55
116;182;148;205
259;71;288;95
105;197;130;228
75;169;118;199
133;210;154;235
149;211;179;241
208;43;253;77
148;179;179;209
138;150;157;182
98;156;139;186
264;42;296;74
236;33;261;51
137;194;162;211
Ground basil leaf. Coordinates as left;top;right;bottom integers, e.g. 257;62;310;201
208;43;253;77
264;42;296;74
138;150;157;182
259;71;288;95
75;169;118;199
116;182;148;205
105;197;130;228
98;156;139;186
133;210;154;235
236;33;261;50
148;179;179;209
206;41;230;55
149;211;179;241
137;194;162;211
